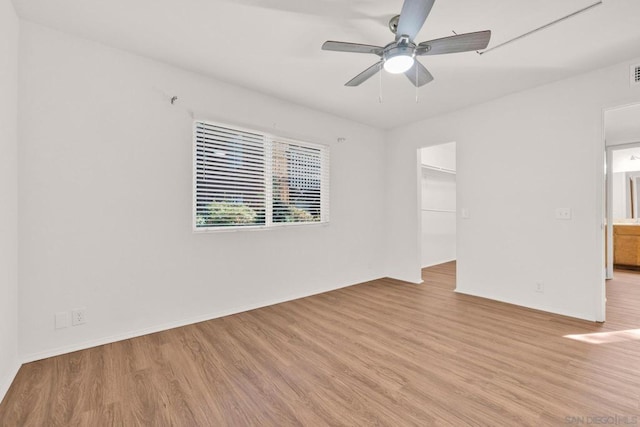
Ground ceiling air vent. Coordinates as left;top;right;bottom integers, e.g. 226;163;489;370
632;64;640;87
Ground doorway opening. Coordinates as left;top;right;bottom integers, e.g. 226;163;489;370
606;143;640;274
419;142;456;269
604;102;640;319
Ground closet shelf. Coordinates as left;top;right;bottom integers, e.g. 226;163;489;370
422;208;456;213
421;164;456;175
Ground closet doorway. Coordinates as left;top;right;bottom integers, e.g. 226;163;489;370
420;142;456;268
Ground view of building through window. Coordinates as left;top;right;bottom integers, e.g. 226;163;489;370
272;142;323;223
194;121;329;230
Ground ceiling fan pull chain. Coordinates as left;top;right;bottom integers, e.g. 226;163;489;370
379;68;383;103
415;65;419;103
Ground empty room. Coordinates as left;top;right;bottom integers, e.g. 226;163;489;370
2;0;640;425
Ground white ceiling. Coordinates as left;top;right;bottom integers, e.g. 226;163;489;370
11;0;640;129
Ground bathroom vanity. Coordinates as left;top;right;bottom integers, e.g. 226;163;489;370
614;224;640;268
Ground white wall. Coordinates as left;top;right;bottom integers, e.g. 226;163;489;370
18;22;387;360
611;172;627;220
385;56;640;321
421;143;456;267
0;0;20;403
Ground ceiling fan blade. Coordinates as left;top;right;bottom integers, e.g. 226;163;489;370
396;0;435;41
345;61;384;86
322;41;384;56
405;60;434;87
417;30;491;55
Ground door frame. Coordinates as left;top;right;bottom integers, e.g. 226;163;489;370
605;141;640;279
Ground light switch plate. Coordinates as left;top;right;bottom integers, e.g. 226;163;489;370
55;312;69;329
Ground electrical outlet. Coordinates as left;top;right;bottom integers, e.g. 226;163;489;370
535;282;544;293
55;312;70;329
71;308;86;326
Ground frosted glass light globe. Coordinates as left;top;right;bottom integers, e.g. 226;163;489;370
383;55;414;74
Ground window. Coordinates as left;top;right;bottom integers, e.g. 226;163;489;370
194;121;330;230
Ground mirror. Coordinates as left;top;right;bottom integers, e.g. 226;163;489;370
626;172;640;219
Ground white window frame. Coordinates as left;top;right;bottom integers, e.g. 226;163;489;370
193;120;330;232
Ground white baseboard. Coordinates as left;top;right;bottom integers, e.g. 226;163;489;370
21;275;382;363
454;288;596;322
385;275;424;284
0;358;21;405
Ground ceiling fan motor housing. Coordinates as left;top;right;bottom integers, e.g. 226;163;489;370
384;40;416;60
383;45;416;61
383;35;416;60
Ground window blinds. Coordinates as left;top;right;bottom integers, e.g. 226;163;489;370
194;121;329;230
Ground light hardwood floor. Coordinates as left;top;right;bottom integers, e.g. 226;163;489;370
1;262;639;426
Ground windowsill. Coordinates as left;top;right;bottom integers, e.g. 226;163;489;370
193;221;330;233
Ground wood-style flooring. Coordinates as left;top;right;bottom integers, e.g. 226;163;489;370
1;262;640;426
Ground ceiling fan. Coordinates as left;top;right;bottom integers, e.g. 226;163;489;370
322;0;491;87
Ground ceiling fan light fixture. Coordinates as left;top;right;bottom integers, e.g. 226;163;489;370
383;42;415;74
384;54;415;74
